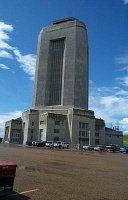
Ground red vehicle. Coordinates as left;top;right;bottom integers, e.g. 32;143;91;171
0;161;17;197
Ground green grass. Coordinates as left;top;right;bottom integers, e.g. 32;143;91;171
123;134;128;146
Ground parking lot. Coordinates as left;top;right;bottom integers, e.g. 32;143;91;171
0;144;128;200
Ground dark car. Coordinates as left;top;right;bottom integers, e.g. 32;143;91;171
26;140;33;146
105;144;119;152
36;141;46;147
119;147;128;153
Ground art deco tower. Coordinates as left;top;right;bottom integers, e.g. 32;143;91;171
33;18;89;109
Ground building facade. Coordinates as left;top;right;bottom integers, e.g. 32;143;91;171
22;108;97;146
4;118;23;144
33;17;89;109
105;127;123;147
22;107;122;147
4;18;123;147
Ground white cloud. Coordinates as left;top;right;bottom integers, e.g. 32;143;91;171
0;111;22;137
0;50;13;59
0;64;10;70
89;53;128;133
100;96;120;107
13;48;36;80
0;21;13;32
0;20;36;79
89;85;128;133
89;80;93;85
119;118;128;133
116;55;128;65
115;54;128;86
0;21;13;50
0;30;10;41
0;41;13;50
121;118;128;124
115;88;128;96
123;0;128;4
116;76;128;86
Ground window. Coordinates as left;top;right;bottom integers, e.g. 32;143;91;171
46;38;65;106
79;131;81;136
95;139;99;145
79;138;89;142
82;123;85;129
54;136;59;141
79;122;89;138
95;132;99;137
61;121;64;126
82;131;85;137
32;122;34;126
79;122;82;129
86;123;89;129
55;120;60;125
54;129;60;134
23;122;25;129
95;125;100;132
40;121;44;125
79;122;88;130
86;131;88;137
79;122;85;129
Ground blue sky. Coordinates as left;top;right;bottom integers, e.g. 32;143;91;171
0;0;128;137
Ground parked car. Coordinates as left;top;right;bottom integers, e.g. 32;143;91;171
94;145;105;151
105;144;119;152
36;141;46;147
26;140;33;146
61;142;69;149
83;145;93;151
45;141;54;148
32;141;38;146
119;147;128;153
53;141;69;149
0;137;3;143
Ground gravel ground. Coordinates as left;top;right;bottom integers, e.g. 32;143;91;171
0;144;128;200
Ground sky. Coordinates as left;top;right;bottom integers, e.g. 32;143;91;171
0;0;128;137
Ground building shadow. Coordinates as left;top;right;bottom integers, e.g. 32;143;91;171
0;192;31;200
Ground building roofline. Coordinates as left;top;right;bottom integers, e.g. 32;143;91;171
53;17;78;25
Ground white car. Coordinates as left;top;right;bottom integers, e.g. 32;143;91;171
53;141;69;149
83;145;93;151
45;141;54;148
94;145;105;151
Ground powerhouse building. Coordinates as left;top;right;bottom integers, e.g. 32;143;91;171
4;118;23;144
33;17;89;109
4;18;123;146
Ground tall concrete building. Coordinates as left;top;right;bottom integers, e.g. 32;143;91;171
33;17;89;109
4;18;123;147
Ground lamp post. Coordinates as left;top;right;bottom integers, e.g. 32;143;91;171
89;130;91;145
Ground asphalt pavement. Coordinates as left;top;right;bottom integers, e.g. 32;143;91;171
0;144;128;200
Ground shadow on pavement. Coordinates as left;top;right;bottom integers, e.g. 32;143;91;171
0;192;31;200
